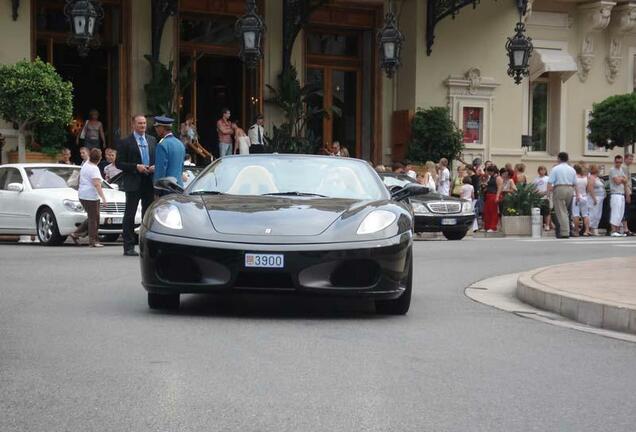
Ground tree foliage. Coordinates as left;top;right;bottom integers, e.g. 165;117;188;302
588;93;636;150
266;66;330;154
407;107;464;164
144;55;198;126
0;58;73;133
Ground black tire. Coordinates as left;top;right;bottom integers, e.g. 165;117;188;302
443;230;467;241
148;293;180;310
36;208;66;246
99;234;120;243
375;250;412;315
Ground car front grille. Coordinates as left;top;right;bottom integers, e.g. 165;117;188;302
100;202;126;214
427;201;461;214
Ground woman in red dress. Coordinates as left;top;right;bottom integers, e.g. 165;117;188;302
483;165;503;232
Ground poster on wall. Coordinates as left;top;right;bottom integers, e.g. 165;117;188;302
463;107;483;144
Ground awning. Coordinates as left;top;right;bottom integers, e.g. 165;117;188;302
529;48;577;82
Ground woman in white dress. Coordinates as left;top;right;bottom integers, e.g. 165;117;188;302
588;164;606;236
233;126;251;155
423;161;437;192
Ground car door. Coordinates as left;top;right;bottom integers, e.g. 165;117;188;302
0;167;29;231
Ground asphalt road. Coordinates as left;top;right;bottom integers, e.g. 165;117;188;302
1;237;635;432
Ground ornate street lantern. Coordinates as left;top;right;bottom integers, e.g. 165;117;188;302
235;0;266;69
64;0;104;57
378;0;404;79
506;21;533;85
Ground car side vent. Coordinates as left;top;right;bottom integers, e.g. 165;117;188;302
156;254;202;284
330;260;380;288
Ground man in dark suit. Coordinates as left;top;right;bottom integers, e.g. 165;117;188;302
116;114;156;256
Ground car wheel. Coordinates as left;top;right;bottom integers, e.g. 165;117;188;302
148;293;180;310
36;208;66;246
443;230;467;241
99;234;120;243
375;250;412;315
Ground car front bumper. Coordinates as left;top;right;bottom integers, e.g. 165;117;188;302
413;213;474;233
140;230;412;299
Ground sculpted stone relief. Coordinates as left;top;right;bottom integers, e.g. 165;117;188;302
576;1;615;82
605;4;636;84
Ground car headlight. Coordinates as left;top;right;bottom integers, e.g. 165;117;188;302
63;199;84;212
357;210;397;235
153;204;183;230
411;202;430;214
462;201;474;213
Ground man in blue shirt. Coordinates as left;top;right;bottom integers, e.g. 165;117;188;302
548;152;577;238
153;116;186;195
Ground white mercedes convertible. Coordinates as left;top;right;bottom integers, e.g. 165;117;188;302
0;163;141;245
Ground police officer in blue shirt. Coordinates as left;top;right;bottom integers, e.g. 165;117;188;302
153;116;186;195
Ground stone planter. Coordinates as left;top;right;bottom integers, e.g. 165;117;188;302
7;151;59;163
502;215;532;236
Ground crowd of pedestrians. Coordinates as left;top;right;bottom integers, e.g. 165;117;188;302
61;108;632;247
382;152;633;237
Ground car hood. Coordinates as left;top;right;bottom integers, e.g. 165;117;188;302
201;195;366;236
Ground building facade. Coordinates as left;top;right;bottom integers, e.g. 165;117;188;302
1;0;634;173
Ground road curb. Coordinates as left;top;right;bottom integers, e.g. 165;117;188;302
516;264;636;335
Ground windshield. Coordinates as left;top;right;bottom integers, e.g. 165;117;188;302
25;166;112;190
25;167;81;190
190;156;388;200
381;175;416;188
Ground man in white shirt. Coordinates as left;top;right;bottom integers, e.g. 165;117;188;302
248;113;266;153
621;153;633;236
609;155;628;237
438;158;450;196
548;152;577;238
405;162;417;179
103;147;122;181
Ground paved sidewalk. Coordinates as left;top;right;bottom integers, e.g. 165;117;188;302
517;257;636;334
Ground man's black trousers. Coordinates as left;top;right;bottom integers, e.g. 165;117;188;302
123;189;154;252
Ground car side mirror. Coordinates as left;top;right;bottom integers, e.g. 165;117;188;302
154;177;184;195
391;183;429;201
7;183;24;192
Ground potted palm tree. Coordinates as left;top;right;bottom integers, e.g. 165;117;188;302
501;184;544;236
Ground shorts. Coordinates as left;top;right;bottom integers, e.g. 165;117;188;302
539;199;550;217
610;194;625;226
571;196;589;218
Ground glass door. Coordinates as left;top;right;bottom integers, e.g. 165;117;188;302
330;69;358;157
306;66;360;156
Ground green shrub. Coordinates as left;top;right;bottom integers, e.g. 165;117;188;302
502;183;544;216
33;123;69;155
407;107;464;163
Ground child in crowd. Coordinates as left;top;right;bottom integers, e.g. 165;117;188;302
460;176;479;232
532;166;552;231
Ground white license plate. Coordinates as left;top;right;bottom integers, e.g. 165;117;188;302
245;253;284;269
441;218;457;225
105;217;123;224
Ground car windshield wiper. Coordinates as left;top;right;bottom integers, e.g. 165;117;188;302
189;190;224;195
262;191;327;197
